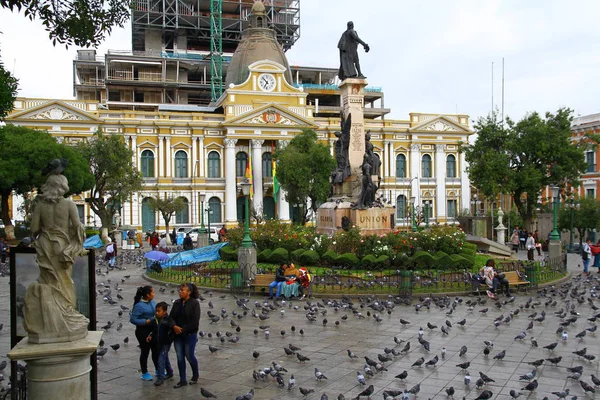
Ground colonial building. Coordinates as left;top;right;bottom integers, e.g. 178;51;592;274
6;2;473;232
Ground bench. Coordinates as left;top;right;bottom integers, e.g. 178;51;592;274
250;274;275;294
504;271;530;291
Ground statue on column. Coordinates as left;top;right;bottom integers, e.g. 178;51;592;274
338;21;370;80
332;112;351;184
23;159;89;343
365;131;381;177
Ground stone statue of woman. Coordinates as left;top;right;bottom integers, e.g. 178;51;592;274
23;170;89;343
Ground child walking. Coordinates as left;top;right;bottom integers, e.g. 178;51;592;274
147;302;174;386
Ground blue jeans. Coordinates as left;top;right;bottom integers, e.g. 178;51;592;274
156;343;173;379
583;257;590;273
268;280;283;297
173;333;198;382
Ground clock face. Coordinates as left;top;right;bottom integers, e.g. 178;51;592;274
258;73;276;92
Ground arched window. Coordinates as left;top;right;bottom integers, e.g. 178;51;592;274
175;197;189;224
396;195;406;220
262;152;272;177
236;152;247;177
174;150;188;178
422;154;432;178
446;154;456;178
396;154;406;178
207;151;220;178
141;149;155;177
208;197;221;223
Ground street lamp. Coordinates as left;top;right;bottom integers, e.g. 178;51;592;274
410;196;417;232
550;186;560;241
240;178;253;248
199;193;206;233
568;197;579;251
423;200;430;229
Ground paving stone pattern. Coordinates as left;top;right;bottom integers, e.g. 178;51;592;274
0;252;598;400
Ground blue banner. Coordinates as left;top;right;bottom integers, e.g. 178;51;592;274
83;234;104;249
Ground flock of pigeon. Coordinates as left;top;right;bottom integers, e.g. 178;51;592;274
91;262;600;400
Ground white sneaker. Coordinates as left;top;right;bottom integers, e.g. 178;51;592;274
486;290;495;299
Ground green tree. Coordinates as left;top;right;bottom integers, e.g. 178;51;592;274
147;195;186;244
0;125;94;239
0;0;131;47
461;109;586;223
558;197;600;246
274;129;335;225
78;131;142;240
0;54;18;121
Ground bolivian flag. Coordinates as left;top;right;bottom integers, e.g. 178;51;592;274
272;143;279;202
245;152;253;200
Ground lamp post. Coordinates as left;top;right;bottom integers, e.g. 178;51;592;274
199;193;206;233
207;207;212;242
240;178;253;248
410;196;417;232
423;200;430;229
568;197;579;252
550;186;560;241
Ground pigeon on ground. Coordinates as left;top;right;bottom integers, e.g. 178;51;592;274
509;390;522;399
459;345;468;356
200;387;218;398
288;375;295;390
493;350;506;360
456;361;470;370
580;380;596;394
347;349;358;359
521;379;538;392
519;370;536;380
411;357;425;367
395;370;408;380
445;387;455;397
299;387;314;397
314;368;328;381
474;390;493;400
297;353;310;363
355;385;374;399
356;371;366;385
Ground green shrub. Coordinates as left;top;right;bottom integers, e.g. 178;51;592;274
257;249;272;263
268;248;289;264
219;246;237;261
299;250;320;266
434;251;455;269
337;253;359;269
412;251;436;268
461;242;477;256
321;250;339;266
361;254;378;269
376;255;390;268
85;229;100;238
291;248;305;262
450;254;472;269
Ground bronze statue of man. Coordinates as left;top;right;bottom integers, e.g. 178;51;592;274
338;21;370;80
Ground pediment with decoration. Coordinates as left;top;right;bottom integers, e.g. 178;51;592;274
221;104;317;128
8;100;101;122
409;116;470;133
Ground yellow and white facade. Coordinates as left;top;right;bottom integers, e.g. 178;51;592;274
6;60;473;232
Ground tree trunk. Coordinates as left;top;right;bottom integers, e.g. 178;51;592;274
163;213;172;245
1;190;15;240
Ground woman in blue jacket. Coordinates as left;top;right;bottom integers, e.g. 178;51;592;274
130;285;157;381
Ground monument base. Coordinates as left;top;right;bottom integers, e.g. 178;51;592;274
8;331;103;400
317;202;394;236
237;247;257;282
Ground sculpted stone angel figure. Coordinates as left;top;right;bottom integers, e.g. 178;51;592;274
23;163;89;343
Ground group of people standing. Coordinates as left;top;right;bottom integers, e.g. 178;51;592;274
510;227;542;261
130;283;201;388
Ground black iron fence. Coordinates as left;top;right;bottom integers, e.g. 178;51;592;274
144;254;569;298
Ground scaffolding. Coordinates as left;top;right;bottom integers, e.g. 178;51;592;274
131;0;300;53
210;0;223;101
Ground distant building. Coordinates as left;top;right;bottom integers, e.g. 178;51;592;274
7;1;473;232
571;113;600;199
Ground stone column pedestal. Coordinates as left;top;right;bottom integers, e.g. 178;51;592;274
8;331;103;400
496;224;506;245
238;247;257;283
548;240;562;260
196;233;209;249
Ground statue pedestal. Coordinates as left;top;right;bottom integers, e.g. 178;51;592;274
548;239;561;260
316;202;393;236
496;223;506;245
8;331;103;400
197;233;209;249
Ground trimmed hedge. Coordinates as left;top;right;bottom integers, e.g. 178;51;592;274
257;249;272;263
299;250;320;266
321;250;339;266
337;253;359;268
361;254;378;269
268;248;289;264
219;246;237;261
291;248;305;262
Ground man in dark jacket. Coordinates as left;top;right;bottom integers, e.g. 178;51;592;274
268;263;288;299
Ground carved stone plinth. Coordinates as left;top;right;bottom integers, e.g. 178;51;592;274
8;331;103;400
317;202;394;236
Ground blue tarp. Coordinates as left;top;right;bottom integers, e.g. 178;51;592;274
160;242;229;268
83;234;104;249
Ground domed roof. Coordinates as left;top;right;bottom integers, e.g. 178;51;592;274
251;1;265;14
224;2;292;87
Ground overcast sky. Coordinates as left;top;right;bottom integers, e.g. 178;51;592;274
1;0;599;125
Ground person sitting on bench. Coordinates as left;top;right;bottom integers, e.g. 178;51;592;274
479;259;510;299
